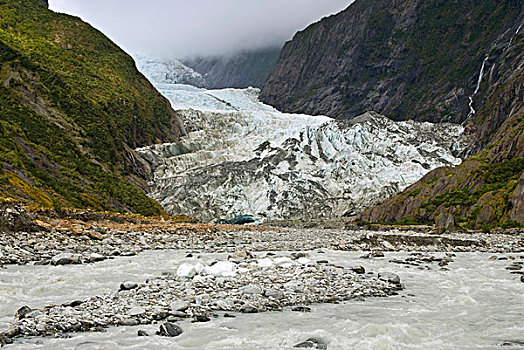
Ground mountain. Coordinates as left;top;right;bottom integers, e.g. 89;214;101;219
134;56;466;222
0;0;185;215
260;0;522;126
183;47;282;89
358;30;524;229
259;0;524;229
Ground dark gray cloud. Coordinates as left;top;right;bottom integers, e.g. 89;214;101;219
49;0;352;58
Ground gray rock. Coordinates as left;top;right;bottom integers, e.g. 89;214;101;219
120;319;139;326
127;307;146;317
137;330;149;337
265;289;284;300
120;281;139;291
51;253;81;265
88;253;105;262
157;322;183;337
292;306;311;312
350;266;366;274
239;284;263;295
170;300;190;312
378;272;401;285
294;337;328;349
14;306;32;321
192;314;210;322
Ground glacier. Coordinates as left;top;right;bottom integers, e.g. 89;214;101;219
134;57;468;222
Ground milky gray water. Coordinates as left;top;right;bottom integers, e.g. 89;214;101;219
1;250;522;349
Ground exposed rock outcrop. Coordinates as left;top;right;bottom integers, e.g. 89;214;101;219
357;21;524;229
261;0;523;130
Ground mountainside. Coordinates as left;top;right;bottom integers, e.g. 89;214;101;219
260;0;524;228
358;29;524;229
134;57;467;222
261;0;522;127
0;0;185;215
183;47;282;89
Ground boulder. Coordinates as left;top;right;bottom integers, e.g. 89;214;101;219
157;322;183;337
294;337;328;349
51;253;81;265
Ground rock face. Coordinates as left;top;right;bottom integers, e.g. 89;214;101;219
183;46;282;89
0;202;38;232
358;19;524;229
260;0;523;128
133;59;467;222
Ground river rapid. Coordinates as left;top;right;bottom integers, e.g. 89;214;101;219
1;249;522;349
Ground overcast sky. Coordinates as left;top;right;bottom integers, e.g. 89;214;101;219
49;0;353;59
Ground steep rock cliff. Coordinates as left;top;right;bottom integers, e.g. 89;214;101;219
358;28;524;228
261;0;522;127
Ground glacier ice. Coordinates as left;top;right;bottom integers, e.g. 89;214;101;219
134;56;468;222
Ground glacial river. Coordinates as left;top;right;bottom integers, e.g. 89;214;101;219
1;250;522;349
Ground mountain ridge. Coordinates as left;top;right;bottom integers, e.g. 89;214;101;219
0;0;184;215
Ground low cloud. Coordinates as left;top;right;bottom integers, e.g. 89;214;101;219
49;0;352;58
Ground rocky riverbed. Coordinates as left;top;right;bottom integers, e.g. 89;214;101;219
1;222;523;267
1;249;402;343
1;206;523;347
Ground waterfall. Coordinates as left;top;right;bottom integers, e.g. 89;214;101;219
464;56;489;124
507;20;523;50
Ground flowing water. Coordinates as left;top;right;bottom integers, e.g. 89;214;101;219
1;250;523;349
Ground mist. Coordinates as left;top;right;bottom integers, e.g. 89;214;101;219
48;0;353;59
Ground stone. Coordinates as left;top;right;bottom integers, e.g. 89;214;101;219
292;306;311;312
137;330;149;337
192;314;210;323
521;275;524;283
14;306;32;321
265;289;284;300
240;306;258;314
216;300;234;311
120;319;139;326
157;322;183;337
294;337;328;349
177;263;196;278
88;253;105;262
239;284;263;295
350;266;366;274
51;253;81;265
378;272;401;285
120;281;139;291
127;307;146;317
170;300;190;312
436;212;459;233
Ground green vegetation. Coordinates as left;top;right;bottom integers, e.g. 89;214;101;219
0;0;181;215
420;158;524;229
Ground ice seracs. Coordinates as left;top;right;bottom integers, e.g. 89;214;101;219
134;56;468;222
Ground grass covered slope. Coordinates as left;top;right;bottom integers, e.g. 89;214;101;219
0;0;185;215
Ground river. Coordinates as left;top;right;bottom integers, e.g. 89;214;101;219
1;250;522;349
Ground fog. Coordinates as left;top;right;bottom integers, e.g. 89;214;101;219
48;0;352;59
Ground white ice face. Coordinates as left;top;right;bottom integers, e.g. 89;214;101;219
134;56;468;222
